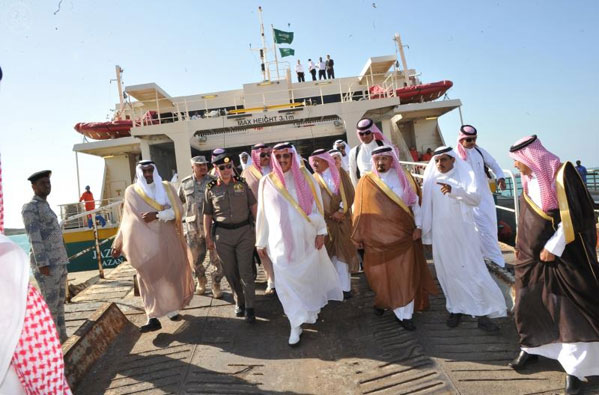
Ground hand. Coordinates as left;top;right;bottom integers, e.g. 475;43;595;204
111;246;122;258
39;266;51;276
514;249;520;260
412;228;422;240
330;211;344;223
315;234;325;250
437;182;452;195
257;248;268;260
142;211;158;223
497;178;506;191
540;248;555;262
206;236;215;250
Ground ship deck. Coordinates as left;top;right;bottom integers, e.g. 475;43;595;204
67;246;599;395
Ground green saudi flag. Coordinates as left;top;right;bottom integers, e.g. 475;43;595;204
279;48;295;57
273;28;294;44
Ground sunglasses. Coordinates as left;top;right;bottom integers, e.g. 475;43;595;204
358;131;372;137
217;164;233;171
275;153;292;160
464;137;476;143
260;152;271;158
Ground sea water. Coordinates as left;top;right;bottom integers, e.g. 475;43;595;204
8;234;30;253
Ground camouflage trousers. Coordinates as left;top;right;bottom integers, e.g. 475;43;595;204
186;233;223;284
32;264;68;343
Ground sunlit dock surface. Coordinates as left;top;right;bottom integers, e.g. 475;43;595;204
68;246;599;394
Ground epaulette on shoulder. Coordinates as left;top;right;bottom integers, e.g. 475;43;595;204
181;175;192;182
207;179;218;190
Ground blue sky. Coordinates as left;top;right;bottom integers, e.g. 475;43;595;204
1;0;598;228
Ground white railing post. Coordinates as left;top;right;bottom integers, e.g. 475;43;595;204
503;169;519;227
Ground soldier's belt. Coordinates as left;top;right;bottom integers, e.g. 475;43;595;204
214;219;251;230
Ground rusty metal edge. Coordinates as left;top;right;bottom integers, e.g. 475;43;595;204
62;302;130;391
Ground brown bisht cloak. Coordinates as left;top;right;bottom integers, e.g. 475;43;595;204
351;172;437;310
241;166;262;199
316;168;359;272
114;182;194;319
514;161;599;347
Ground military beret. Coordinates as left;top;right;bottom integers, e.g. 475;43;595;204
28;170;52;183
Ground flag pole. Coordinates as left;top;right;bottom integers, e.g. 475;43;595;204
271;24;280;81
258;6;269;81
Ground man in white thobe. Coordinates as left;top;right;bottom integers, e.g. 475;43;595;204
256;143;343;346
348;118;388;187
421;147;507;331
456;125;507;267
332;139;350;171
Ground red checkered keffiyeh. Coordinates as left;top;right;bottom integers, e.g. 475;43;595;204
509;136;561;212
11;284;72;394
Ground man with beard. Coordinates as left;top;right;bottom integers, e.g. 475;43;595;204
309;149;358;299
112;160;194;332
352;146;437;330
348;118;389;186
421;147;507;331
456;125;507;267
178;155;223;298
507;135;599;394
241;143;276;295
256;143;342;346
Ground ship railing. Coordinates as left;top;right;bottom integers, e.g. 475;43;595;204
399;160;520;230
60;199;123;279
126;72;402;128
59;198;122;230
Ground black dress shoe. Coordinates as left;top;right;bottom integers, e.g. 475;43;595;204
446;313;462;328
398;319;416;331
139;318;161;333
343;291;353;300
168;314;182;321
373;307;385;316
508;350;538;370
477;316;499;332
565;374;582;394
245;308;256;323
235;305;245;317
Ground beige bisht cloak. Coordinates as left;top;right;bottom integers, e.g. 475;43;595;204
114;181;194;318
314;168;360;272
351;173;437;311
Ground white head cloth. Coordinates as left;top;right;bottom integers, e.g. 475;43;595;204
332;140;350;170
421;147;478;242
0;234;29;380
136;163;169;206
239;152;253;170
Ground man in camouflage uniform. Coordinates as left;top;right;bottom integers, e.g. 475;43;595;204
178;155;223;297
204;153;257;323
21;170;69;343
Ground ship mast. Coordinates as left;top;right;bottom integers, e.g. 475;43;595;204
257;7;270;81
115;65;125;120
394;33;411;87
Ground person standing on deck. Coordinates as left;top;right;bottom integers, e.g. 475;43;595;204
21;170;69;343
79;185;106;228
256;143;342;346
111;160;194;332
178;155;223;298
456;125;507;267
204;153;258;323
352;146;437;331
325;54;335;79
574;160;587;185
348;118;389;187
318;57;327;80
309;149;358;299
295;60;305;83
241;143;276;295
507;135;599;395
308;59;317;81
421;147;507;331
